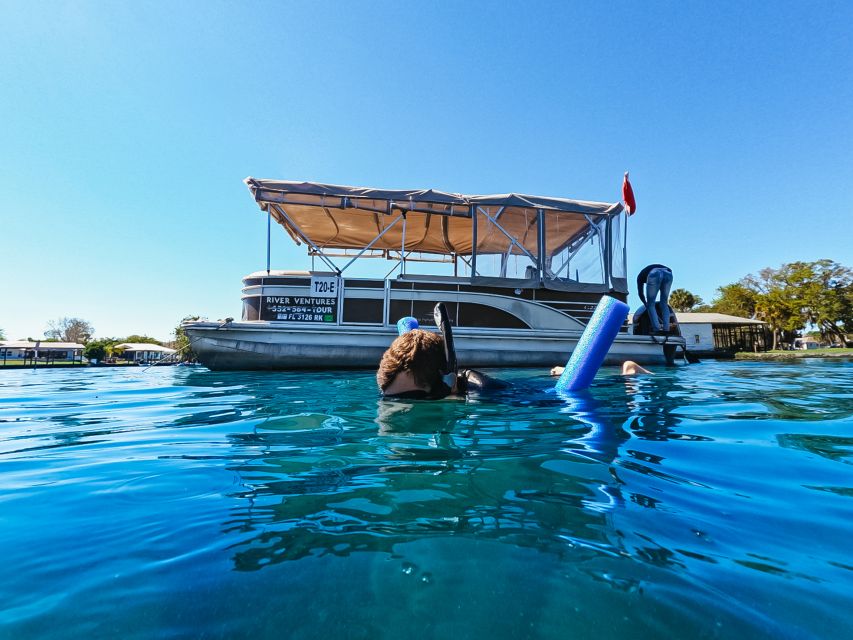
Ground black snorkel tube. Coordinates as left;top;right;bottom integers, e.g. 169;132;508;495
433;303;458;389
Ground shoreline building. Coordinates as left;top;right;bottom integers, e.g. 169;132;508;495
674;313;768;356
628;312;768;357
793;337;823;350
114;343;177;364
0;341;85;365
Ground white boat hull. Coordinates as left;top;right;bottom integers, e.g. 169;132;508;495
184;321;684;370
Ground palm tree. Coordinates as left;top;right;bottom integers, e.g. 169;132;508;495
669;289;703;312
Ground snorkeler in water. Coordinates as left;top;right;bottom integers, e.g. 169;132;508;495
377;303;507;399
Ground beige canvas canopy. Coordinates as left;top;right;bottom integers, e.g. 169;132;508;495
245;178;623;257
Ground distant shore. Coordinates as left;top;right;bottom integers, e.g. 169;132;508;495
0;362;176;370
735;348;853;361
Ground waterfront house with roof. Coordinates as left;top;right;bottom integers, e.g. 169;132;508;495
114;343;177;364
0;341;85;366
673;313;768;355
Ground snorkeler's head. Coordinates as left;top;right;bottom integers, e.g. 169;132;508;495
377;329;447;394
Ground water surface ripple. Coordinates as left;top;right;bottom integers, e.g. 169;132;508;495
1;360;852;639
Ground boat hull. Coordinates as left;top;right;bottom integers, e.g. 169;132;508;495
184;322;683;370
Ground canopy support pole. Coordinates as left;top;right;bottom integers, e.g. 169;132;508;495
271;204;340;274
400;212;407;275
553;254;571;278
339;212;405;274
500;244;511;277
537;209;545;284
266;210;271;274
623;210;628;285
471;205;478;278
383;260;401;280
604;213;612;289
476;206;538;265
582;214;606;286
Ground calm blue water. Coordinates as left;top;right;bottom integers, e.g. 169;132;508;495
1;360;852;639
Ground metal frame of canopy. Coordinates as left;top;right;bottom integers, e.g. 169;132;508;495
245;178;626;292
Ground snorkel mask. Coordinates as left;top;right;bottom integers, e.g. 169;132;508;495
433;302;458;389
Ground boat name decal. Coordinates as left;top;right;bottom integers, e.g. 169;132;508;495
260;296;338;323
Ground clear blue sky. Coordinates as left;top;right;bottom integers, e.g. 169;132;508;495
2;1;851;341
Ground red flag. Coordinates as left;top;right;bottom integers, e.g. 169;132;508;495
622;172;636;215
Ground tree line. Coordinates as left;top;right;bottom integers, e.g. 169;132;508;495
0;316;198;363
71;316;201;362
668;259;852;350
6;261;849;357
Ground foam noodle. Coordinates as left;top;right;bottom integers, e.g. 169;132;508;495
555;295;630;393
396;317;419;335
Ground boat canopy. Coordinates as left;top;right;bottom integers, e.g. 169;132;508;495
245;177;628;293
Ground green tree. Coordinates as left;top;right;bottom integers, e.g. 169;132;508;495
708;283;758;318
744;260;853;347
122;334;163;345
711;259;853;349
172;315;200;362
0;327;5;341
794;259;852;345
84;338;120;362
669;289;704;312
754;288;802;350
84;340;107;362
740;263;806;350
45;317;94;344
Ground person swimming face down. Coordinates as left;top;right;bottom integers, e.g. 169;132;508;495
377;329;452;398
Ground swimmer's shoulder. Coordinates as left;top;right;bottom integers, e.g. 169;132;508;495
462;369;510;392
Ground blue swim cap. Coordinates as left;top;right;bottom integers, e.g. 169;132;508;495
396;316;419;335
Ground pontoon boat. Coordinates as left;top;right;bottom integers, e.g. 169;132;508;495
183;178;684;370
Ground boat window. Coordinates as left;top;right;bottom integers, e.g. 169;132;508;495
472;207;539;280
243;296;261;321
389;300;459;328
387;299;529;329
343;279;385;289
543;212;607;286
342;298;384;324
458;302;529;329
610;209;627;282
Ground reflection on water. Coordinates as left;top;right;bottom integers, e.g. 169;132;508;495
777;433;853;463
1;360;852;639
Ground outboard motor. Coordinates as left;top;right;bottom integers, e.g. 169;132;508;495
632;301;680;337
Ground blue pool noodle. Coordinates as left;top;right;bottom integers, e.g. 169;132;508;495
396;316;419;335
555;295;630;393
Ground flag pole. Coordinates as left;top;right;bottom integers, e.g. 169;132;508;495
621;171;633;285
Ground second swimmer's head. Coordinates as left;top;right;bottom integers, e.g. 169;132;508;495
377;329;448;395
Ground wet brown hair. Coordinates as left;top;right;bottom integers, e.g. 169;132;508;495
377;329;447;392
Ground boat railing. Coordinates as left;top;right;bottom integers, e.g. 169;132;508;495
395;273;475;285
